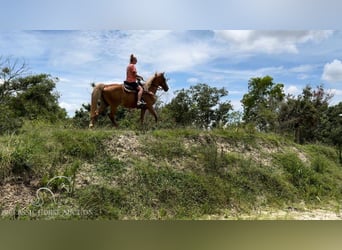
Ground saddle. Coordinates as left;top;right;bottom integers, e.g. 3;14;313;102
123;81;146;109
123;81;138;93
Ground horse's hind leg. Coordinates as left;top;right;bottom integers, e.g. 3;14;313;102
89;115;97;128
89;103;107;128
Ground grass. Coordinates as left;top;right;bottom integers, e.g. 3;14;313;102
1;121;342;219
0;121;112;183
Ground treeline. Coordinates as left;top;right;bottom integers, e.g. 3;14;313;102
1;58;341;155
240;76;341;145
75;76;341;144
0;58;67;133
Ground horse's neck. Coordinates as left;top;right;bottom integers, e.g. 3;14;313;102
146;79;159;94
148;84;158;94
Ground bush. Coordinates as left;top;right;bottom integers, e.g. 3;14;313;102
273;152;341;201
0;105;23;135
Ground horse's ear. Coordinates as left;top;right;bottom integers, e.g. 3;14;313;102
162;72;165;76
155;72;158;77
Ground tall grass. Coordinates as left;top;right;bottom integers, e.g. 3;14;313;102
0;121;112;183
2;122;342;219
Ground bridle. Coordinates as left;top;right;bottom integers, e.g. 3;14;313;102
148;75;168;91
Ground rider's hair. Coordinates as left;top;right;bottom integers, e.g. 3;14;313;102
130;54;137;63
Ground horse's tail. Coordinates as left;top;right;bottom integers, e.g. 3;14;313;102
89;83;105;128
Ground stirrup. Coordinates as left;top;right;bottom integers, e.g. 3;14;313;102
137;100;146;108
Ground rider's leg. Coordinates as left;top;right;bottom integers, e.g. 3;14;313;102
137;86;144;105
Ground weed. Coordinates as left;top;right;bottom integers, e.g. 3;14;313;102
311;156;329;173
192;138;229;175
129;164;228;218
77;184;125;219
95;157;126;179
142;134;189;160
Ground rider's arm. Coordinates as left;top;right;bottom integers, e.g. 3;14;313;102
137;75;144;81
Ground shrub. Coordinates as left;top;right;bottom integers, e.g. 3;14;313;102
0;105;23;135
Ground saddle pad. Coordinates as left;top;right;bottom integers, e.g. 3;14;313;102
123;82;137;93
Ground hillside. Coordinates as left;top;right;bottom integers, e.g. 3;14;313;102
1;121;342;220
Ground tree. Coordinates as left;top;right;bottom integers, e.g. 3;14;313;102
9;74;67;122
0;57;28;100
319;102;342;162
241;76;285;132
0;58;67;133
164;83;232;128
1;57;28;133
278;85;333;144
165;88;195;126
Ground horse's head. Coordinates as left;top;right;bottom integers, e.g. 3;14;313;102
155;72;169;92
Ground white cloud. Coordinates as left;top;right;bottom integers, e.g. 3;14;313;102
285;85;300;95
59;102;82;117
0;31;45;58
207;66;286;82
124;31;216;73
322;59;342;83
330;88;342;96
187;77;199;84
288;64;318;80
230;99;243;111
37;30;217;76
214;30;333;54
289;64;316;73
329;89;342;106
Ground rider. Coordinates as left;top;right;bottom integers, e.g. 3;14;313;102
126;54;145;107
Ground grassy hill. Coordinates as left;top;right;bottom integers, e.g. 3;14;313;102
1;121;342;219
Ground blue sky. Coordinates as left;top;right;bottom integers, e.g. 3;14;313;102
0;30;342;117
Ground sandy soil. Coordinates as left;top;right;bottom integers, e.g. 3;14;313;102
204;207;342;220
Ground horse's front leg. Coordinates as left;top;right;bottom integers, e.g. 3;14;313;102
147;107;158;123
108;106;118;127
140;108;147;125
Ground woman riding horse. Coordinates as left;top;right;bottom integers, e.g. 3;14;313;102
125;54;145;108
89;72;169;128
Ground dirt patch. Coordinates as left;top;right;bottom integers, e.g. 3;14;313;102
290;146;310;163
104;132;144;161
74;163;106;188
0;182;36;212
204;207;342;220
184;135;312;168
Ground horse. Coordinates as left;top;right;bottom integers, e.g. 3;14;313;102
89;72;169;128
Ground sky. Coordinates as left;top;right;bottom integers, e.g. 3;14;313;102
1;1;342;117
0;30;342;117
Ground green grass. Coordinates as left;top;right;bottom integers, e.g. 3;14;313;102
1;121;342;219
0;121;113;183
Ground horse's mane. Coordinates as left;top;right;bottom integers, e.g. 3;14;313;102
144;73;157;90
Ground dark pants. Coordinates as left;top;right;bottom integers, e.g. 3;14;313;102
124;81;139;90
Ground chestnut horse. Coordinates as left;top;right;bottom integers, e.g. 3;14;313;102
89;72;169;128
